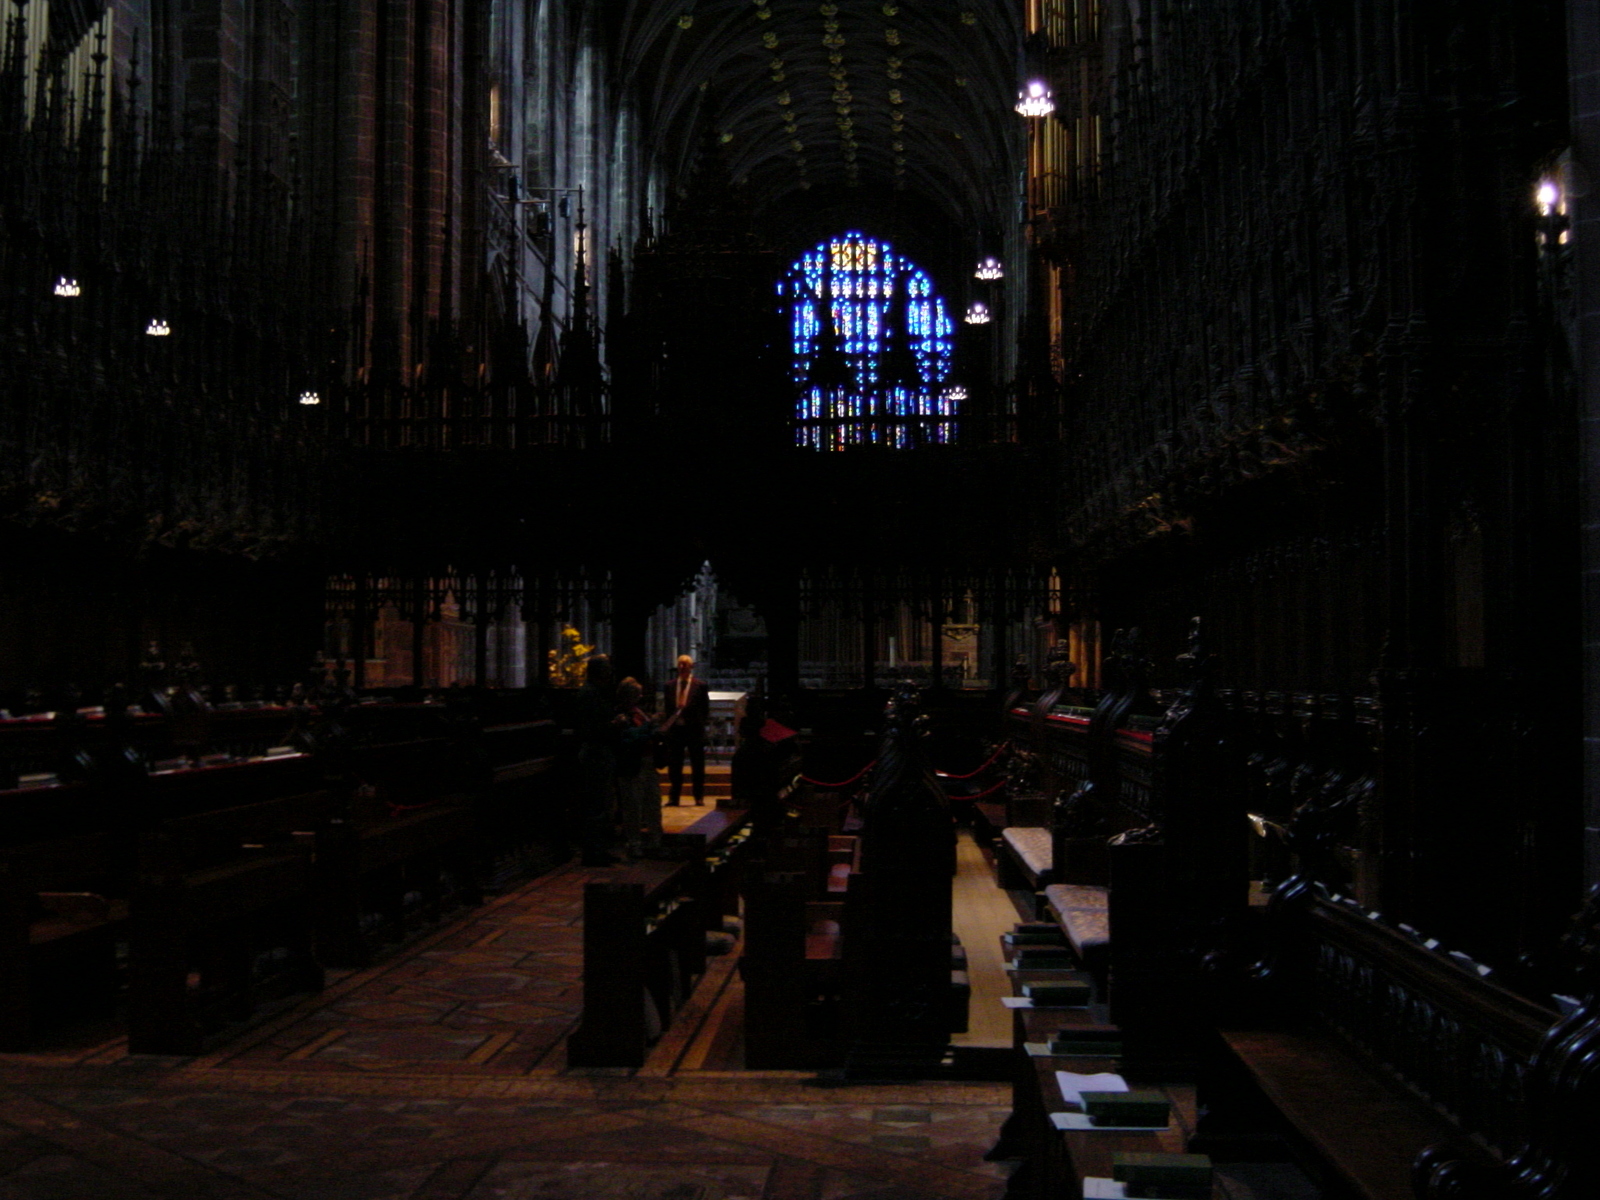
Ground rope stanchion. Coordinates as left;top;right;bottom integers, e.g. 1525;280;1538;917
798;759;878;790
943;777;1007;801
800;739;1013;791
934;739;1012;781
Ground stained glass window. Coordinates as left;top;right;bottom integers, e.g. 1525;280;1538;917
784;232;958;449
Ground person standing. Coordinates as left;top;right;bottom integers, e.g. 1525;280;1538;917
613;677;662;857
661;654;710;806
572;654;620;865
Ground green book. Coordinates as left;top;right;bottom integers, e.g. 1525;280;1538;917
1053;1023;1119;1041
1049;1033;1122;1054
1022;979;1091;1005
1004;929;1065;945
1049;1040;1121;1056
1014;945;1075;965
1048;1023;1120;1054
1081;1090;1169;1127
1111;1151;1212;1188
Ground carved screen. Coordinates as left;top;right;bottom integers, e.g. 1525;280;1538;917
784;233;957;449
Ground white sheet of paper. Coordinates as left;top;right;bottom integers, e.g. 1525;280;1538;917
1081;1179;1188;1199
1002;995;1089;1009
1051;1111;1168;1132
1055;1070;1128;1107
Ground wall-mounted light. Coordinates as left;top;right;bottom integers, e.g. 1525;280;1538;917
964;302;991;325
1015;80;1055;118
974;257;1003;281
53;277;80;297
145;319;170;337
1536;176;1569;247
298;391;321;406
1536;179;1561;217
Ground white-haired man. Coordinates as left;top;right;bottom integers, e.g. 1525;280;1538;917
662;654;710;806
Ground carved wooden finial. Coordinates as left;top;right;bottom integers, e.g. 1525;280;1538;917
1560;883;1600;1004
1175;615;1219;688
1043;642;1076;688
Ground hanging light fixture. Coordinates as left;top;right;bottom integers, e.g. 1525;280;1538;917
298;391;321;406
974;257;1003;281
144;319;171;337
53;277;81;297
945;384;969;401
964;302;991;325
1015;80;1055;118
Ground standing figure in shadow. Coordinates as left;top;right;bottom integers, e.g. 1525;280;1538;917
614;677;663;857
661;654;711;806
573;654;620;865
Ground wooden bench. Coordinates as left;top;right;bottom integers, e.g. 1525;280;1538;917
0;808;129;1049
671;806;753;933
991;941;1204;1200
566;810;756;1069
141;752;324;822
315;795;482;968
998;635;1162;917
998;825;1054;896
127;792;326;1055
314;737;483;967
474;719;561;880
567;858;710;1068
1042;883;1110;989
740;821;861;1069
1202;886;1560;1200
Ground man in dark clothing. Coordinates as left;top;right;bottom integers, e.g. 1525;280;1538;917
661;654;710;806
572;654;620;864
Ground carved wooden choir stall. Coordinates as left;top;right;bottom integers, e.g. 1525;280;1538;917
994;622;1600;1200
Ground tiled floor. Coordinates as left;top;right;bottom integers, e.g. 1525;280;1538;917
0;798;1014;1200
0;1071;1012;1200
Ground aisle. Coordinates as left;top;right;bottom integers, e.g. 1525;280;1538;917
950;830;1023;1049
0;793;1012;1200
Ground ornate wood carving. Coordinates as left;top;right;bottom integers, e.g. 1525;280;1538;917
845;684;957;1066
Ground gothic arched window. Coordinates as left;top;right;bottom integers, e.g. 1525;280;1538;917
784;233;958;449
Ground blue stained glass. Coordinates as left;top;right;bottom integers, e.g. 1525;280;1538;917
787;232;956;448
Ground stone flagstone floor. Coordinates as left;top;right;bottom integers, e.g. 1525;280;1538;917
0;853;1015;1200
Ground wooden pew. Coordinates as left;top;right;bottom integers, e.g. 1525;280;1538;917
565;807;755;1069
308;726;483;967
998;631;1159;912
0;789;129;1049
1183;675;1593;1199
127;790;327;1055
740;819;862;1069
472;718;562;884
1202;885;1558;1200
140;751;324;822
567;858;709;1068
1007;623;1249;1067
990;926;1207;1200
673;806;753;934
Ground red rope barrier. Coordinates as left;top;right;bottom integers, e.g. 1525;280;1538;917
801;739;1013;792
934;739;1012;781
799;759;878;789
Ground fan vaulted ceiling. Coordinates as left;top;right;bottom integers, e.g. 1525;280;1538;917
613;0;1024;238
